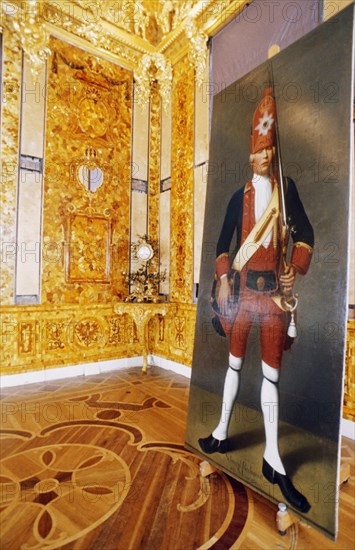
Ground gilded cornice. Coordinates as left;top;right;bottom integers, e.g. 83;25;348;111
200;0;251;38
43;21;139;72
67;0;156;54
165;0;251;66
1;0;252;77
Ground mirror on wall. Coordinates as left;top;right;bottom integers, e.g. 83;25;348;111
78;164;103;192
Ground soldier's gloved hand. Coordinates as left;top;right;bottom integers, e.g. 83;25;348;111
280;265;296;293
217;276;231;315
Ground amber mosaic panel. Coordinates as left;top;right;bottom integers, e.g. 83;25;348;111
18;322;38;356
0;30;22;305
170;58;195;303
42;37;133;304
0;303;193;375
66;213;112;283
149;303;197;367
148;88;161;272
0;304;142;375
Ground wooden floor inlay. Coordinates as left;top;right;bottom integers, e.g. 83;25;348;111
0;368;249;549
1;366;354;550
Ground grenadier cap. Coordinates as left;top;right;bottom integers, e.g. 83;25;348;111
250;87;276;154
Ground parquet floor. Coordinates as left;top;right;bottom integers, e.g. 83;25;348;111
0;366;354;550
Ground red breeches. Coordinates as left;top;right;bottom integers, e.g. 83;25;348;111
230;293;287;369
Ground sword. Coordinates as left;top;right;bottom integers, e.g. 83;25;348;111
267;68;298;327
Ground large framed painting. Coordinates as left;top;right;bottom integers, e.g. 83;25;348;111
185;5;354;539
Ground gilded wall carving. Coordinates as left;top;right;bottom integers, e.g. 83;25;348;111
42;37;133;304
170;57;195;303
0;303;194;375
0;29;22;305
1;0;51;80
66;210;112;283
148;303;197;366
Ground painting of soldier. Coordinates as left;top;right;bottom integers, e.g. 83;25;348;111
185;6;353;539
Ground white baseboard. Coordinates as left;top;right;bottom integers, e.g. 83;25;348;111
1;357;353;441
148;354;192;378
0;357;143;388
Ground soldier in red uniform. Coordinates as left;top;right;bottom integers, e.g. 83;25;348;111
199;88;314;513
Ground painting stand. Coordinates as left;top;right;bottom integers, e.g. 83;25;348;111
276;460;351;536
199;460;218;477
200;459;351;536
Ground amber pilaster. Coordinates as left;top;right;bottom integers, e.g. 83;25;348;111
148;87;161;270
170;57;195;303
0;30;22;305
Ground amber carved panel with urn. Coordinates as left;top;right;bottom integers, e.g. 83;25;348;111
42;37;133;304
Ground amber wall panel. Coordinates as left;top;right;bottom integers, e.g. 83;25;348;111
42;37;133;304
149;303;197;367
1;304;140;375
0;303;195;375
0;30;22;305
170;58;195;303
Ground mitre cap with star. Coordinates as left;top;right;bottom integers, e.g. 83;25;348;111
250;87;276;154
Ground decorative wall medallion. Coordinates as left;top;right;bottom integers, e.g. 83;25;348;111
77;88;109;138
74;318;104;347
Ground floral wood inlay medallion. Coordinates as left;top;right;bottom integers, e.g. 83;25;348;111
0;444;130;549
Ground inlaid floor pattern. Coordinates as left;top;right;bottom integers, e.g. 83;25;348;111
0;366;354;550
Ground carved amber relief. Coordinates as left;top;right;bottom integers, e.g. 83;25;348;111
0;304;195;375
42;37;133;304
66;211;112;283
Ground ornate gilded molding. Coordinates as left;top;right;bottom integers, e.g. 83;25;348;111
1;0;251;77
134;53;172;109
1;0;51;79
162;0;251;66
185;20;208;87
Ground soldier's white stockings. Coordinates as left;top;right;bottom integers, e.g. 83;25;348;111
212;355;243;441
261;361;286;475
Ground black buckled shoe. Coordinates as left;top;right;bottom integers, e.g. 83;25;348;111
262;459;311;513
198;434;229;454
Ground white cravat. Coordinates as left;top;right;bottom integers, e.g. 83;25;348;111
252;173;272;248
